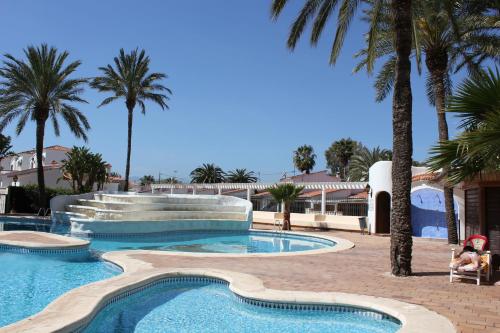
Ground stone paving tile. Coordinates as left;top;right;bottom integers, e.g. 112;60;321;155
131;228;500;333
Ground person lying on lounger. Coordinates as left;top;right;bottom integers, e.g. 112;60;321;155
449;246;481;272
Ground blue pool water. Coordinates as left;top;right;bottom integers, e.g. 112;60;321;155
0;251;121;327
84;279;400;333
86;231;335;253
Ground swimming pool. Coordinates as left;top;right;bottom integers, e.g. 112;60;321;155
0;251;121;327
85;230;336;254
82;277;400;333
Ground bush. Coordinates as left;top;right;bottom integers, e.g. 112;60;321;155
7;185;74;213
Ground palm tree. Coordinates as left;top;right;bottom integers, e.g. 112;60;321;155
91;49;171;192
140;175;155;186
162;176;180;184
349;146;392;181
226;169;258;183
293;145;316;174
0;44;89;207
271;0;414;275
355;0;499;244
0;134;13;161
427;68;500;184
267;183;304;231
324;138;361;180
60;146;107;193
190;163;226;183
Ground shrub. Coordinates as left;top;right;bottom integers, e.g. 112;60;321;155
7;185;74;213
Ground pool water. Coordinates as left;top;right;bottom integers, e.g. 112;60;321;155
86;231;335;253
0;252;121;327
83;280;400;333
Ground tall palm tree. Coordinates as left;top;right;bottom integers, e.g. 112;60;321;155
293;145;316;174
271;0;414;275
349;146;392;181
91;49;171;191
428;68;500;183
0;44;89;206
226;169;258;183
190;163;226;183
355;0;499;244
324;138;361;180
267;183;304;230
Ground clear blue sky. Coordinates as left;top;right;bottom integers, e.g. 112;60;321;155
0;0;464;182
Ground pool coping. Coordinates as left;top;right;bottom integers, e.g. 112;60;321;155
0;254;456;333
0;231;89;250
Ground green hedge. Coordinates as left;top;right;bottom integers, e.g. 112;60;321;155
7;185;74;213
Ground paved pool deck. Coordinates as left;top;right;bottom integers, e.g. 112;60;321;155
128;227;500;333
0;231;89;249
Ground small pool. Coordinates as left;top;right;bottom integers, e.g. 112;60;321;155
0;251;121;327
0;216;51;232
85;231;335;254
83;278;400;333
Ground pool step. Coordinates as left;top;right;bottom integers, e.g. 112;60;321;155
93;194;222;205
76;199;246;213
65;205;247;221
93;210;247;221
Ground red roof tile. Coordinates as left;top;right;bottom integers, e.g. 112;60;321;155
349;191;368;199
44;145;71;152
298;189;341;198
412;172;440;182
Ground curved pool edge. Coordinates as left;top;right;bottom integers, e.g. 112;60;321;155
0;260;456;333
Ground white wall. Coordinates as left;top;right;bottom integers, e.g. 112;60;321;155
367;161;466;238
0;168;72;189
367;161;392;234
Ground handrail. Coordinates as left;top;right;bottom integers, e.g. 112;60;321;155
37;208;51;217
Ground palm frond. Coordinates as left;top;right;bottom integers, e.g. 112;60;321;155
374;56;396;102
330;0;361;65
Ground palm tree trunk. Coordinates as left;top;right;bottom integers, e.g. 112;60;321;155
124;105;133;192
283;203;291;231
35;119;46;208
430;65;458;244
390;0;413;277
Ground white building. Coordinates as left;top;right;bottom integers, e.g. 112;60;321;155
0;145;119;190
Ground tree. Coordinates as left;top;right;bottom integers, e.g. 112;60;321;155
162;177;180;184
427;68;500;184
0;44;89;207
349;146;392;181
226;169;258;183
108;171;122;179
293;145;316;174
0;134;13;161
60;146;108;193
267;183;304;231
91;49;171;192
390;0;414;276
140;175;155;186
190;163;225;183
324;138;361;180
354;0;499;245
271;0;415;275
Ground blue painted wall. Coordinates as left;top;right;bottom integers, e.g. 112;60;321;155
411;188;458;239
